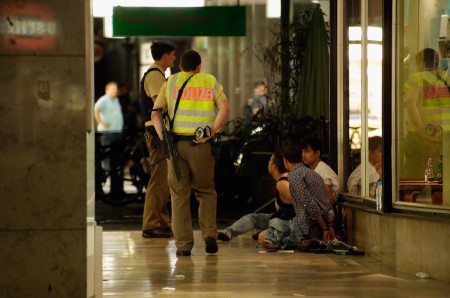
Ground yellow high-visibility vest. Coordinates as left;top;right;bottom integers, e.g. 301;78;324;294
166;72;223;135
405;70;450;132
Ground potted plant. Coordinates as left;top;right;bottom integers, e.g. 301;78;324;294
216;6;330;211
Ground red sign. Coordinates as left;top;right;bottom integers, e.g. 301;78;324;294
1;2;56;51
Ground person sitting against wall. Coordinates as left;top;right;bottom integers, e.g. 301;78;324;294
347;136;382;197
301;137;339;206
217;151;295;241
258;142;335;250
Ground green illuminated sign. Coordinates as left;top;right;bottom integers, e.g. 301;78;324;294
112;6;246;37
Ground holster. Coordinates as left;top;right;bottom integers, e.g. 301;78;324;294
144;128;162;149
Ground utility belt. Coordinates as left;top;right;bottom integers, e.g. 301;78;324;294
145;127;221;157
172;133;221;158
172;134;196;143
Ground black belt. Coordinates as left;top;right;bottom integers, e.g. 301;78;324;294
173;135;195;142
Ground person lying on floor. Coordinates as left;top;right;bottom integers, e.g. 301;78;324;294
258;142;335;250
218;151;295;241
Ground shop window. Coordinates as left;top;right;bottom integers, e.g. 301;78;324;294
396;0;450;211
343;0;382;200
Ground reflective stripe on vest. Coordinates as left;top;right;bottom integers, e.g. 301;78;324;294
406;70;450;131
166;72;222;134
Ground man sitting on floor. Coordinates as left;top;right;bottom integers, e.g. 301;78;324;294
258;142;335;250
218;151;295;241
301;137;339;207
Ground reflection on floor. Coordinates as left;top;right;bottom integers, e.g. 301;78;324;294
102;230;450;297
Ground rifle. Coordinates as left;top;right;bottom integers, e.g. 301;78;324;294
151;108;182;180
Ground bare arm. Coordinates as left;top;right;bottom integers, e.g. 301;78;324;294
325;184;336;206
316;214;335;242
316;215;327;230
276;180;292;204
94;108;109;128
212;98;230;135
151;109;164;141
151;82;168;140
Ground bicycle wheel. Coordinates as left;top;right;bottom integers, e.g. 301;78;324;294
96;152;146;206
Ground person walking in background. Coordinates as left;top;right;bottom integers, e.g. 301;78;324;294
244;81;268;123
152;49;230;256
94;81;123;133
251;81;268;117
94;81;125;178
140;41;176;238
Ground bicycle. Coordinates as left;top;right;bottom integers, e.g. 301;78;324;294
95;130;150;206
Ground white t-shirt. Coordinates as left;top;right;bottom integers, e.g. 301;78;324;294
347;163;380;196
314;161;340;199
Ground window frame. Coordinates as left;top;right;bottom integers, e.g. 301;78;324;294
339;0;450;216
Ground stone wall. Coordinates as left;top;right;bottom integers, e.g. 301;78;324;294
0;0;90;296
345;208;450;282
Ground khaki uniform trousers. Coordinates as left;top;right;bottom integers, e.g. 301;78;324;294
168;140;217;251
142;133;170;230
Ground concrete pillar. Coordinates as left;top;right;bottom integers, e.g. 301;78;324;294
0;0;92;296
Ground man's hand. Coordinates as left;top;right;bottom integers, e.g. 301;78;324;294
322;227;336;243
192;135;213;144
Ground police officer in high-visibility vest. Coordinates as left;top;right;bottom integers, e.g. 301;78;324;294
403;48;450;178
152;49;230;256
140;41;176;238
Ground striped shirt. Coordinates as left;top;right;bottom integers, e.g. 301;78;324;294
288;163;334;235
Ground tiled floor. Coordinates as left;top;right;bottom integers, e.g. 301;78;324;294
102;229;450;297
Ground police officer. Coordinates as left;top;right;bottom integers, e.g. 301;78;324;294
404;48;450;178
152;49;230;256
140;41;176;238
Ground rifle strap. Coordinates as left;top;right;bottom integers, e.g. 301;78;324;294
169;74;195;131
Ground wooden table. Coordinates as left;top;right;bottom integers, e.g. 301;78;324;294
398;180;443;204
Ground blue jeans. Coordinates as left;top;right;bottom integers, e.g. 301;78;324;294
264;218;305;249
223;213;272;239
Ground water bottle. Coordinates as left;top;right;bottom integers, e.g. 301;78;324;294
424;158;434;182
375;178;383;211
437;155;443;184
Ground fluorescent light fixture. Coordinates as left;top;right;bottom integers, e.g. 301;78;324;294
93;0;205;17
348;26;362;41
266;0;281;18
348;26;382;42
367;26;382;41
103;16;115;38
